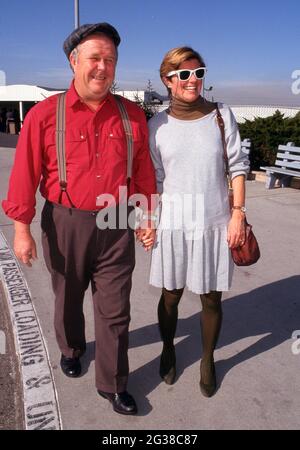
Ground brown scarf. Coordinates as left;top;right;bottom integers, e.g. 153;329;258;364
167;95;210;120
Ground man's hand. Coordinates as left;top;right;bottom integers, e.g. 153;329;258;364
14;221;37;267
135;218;156;251
136;228;156;251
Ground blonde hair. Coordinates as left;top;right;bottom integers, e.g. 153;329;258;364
160;47;205;93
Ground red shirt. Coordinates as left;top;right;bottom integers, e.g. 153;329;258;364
2;82;156;224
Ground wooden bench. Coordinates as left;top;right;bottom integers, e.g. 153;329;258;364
260;142;300;189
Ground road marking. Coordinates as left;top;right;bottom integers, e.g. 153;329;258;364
0;231;62;430
0;329;5;353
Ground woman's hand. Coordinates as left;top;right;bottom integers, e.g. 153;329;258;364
135;219;156;251
137;229;156;251
227;210;246;249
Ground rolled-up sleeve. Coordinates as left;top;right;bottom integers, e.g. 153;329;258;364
131;111;157;210
225;108;250;180
148;119;165;194
2;107;43;224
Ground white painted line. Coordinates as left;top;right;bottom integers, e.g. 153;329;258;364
0;231;62;430
0;329;5;354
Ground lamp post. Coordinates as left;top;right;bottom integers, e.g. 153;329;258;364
74;0;80;28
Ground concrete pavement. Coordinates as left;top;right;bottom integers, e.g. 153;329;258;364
0;277;24;429
0;145;300;430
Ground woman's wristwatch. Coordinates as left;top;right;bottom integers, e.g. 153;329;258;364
232;206;247;213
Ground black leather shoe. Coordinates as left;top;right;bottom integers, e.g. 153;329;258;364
160;345;176;385
60;354;81;378
97;390;137;415
199;359;217;397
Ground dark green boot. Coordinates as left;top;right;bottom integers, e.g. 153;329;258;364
158;291;181;385
159;344;176;385
199;358;217;397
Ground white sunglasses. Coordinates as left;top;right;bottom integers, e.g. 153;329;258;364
166;67;207;81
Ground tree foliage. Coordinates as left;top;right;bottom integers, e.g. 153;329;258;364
238;111;300;169
110;81;119;94
133;93;155;121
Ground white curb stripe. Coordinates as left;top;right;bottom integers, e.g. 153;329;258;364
0;231;62;430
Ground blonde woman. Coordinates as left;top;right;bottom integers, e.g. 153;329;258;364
147;47;249;397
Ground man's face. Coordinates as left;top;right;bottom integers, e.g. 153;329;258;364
70;34;117;103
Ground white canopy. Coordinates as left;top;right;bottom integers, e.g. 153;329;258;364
0;84;64;102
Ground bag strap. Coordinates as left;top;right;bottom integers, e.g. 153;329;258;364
215;103;235;213
55;92;75;207
215;103;231;184
215;103;249;222
114;95;133;184
215;103;233;193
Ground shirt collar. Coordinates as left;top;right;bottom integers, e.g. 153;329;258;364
67;80;116;109
67;80;81;107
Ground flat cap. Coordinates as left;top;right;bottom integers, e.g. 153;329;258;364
63;22;121;58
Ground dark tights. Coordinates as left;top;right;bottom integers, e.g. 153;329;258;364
158;288;184;347
158;287;222;382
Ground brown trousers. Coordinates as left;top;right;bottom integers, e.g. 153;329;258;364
41;201;135;392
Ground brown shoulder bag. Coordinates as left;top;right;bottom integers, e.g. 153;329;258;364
215;104;260;266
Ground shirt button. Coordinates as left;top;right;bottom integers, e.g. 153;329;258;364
96;153;99;158
96;175;101;179
80;135;84;139
95;133;99;137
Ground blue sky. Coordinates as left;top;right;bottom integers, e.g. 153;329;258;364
1;0;299;106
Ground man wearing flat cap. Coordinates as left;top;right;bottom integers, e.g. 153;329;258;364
2;22;157;415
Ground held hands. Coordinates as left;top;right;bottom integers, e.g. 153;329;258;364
227;210;246;249
135;218;156;252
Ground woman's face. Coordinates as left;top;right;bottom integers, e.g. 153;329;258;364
166;58;203;102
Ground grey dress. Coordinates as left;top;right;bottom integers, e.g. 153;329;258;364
148;103;250;294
